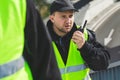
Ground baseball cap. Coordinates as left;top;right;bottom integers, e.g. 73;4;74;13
50;0;78;14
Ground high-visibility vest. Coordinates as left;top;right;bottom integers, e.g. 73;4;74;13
52;27;91;80
0;0;32;80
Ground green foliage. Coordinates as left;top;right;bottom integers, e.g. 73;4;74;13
34;0;50;19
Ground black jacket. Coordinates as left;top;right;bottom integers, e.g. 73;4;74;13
23;0;61;80
47;20;110;71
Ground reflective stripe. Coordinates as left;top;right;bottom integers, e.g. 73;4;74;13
0;57;24;78
60;64;87;74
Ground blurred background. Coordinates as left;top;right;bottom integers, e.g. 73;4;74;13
34;0;93;19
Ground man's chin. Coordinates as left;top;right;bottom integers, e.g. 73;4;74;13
65;30;71;33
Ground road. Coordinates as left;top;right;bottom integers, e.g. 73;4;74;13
95;8;120;48
94;7;120;63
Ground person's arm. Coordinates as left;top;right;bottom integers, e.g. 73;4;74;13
79;29;110;71
23;0;61;80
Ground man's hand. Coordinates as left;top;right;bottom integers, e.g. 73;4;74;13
72;31;85;49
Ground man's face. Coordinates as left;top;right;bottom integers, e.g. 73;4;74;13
50;10;74;36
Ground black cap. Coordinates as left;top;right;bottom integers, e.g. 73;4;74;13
50;0;78;14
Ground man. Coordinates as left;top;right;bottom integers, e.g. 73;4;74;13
47;0;110;80
0;0;61;80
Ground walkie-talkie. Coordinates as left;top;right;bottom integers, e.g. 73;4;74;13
79;20;87;33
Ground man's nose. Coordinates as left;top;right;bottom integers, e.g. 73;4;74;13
66;18;71;24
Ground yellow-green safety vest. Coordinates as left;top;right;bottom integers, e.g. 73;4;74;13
0;0;32;80
52;26;91;80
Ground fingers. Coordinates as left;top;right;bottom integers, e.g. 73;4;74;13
72;31;85;49
72;31;84;41
72;31;83;38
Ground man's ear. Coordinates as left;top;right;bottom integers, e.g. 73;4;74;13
49;15;54;23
